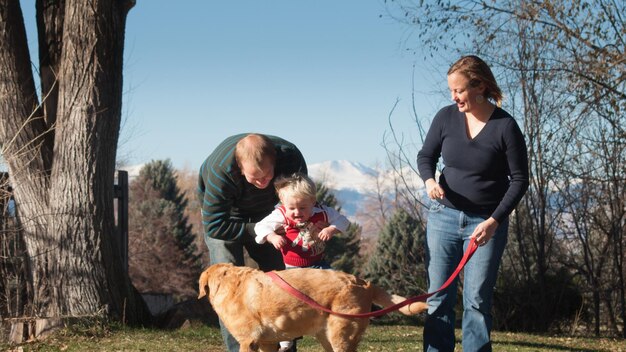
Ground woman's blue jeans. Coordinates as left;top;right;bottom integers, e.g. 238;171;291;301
423;202;508;352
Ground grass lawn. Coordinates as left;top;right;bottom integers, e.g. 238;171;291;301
2;323;624;351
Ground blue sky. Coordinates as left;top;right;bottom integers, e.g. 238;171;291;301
21;1;450;170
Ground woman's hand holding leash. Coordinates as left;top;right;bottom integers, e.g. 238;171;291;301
471;217;499;246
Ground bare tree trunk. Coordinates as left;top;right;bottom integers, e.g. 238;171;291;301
36;0;65;133
608;167;626;338
0;0;150;341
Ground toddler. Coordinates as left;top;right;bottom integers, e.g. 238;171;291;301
255;173;350;351
255;172;350;269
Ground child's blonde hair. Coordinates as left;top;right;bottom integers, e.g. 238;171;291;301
274;173;317;203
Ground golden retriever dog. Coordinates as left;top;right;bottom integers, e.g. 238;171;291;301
198;263;427;352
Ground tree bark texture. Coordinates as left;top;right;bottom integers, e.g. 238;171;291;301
0;0;149;339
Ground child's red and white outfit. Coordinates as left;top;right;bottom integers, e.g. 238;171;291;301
254;203;350;267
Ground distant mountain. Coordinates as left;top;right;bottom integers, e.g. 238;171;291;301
308;160;378;193
308;160;424;222
119;164;144;179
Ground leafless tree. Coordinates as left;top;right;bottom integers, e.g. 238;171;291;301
383;0;625;336
0;0;150;340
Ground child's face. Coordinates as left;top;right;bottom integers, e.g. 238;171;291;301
282;196;315;223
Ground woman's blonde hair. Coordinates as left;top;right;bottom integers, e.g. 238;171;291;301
274;173;317;203
448;55;503;107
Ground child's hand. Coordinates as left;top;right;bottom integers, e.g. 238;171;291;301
318;227;339;241
267;232;287;250
311;221;329;233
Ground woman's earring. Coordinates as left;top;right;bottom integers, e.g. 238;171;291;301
476;95;485;104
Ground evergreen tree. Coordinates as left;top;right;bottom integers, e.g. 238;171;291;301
325;222;363;275
128;160;202;299
364;208;427;296
315;182;362;275
316;182;340;209
139;160;201;264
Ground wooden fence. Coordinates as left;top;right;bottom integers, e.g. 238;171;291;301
114;170;129;274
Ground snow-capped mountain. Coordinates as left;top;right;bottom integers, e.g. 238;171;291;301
308;160;423;194
308;160;379;193
308;160;425;221
119;163;144;179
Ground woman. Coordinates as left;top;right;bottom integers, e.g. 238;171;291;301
417;55;529;351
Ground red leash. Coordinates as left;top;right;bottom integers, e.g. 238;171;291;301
266;238;479;319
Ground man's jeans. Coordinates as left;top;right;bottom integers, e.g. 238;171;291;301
205;234;285;352
423;202;508;352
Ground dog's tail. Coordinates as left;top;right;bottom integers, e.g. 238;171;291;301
371;285;428;316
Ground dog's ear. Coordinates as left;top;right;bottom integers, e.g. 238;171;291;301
198;270;209;299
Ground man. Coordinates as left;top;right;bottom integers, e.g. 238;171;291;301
197;133;307;352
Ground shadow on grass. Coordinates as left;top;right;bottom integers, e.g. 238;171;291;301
495;339;603;352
